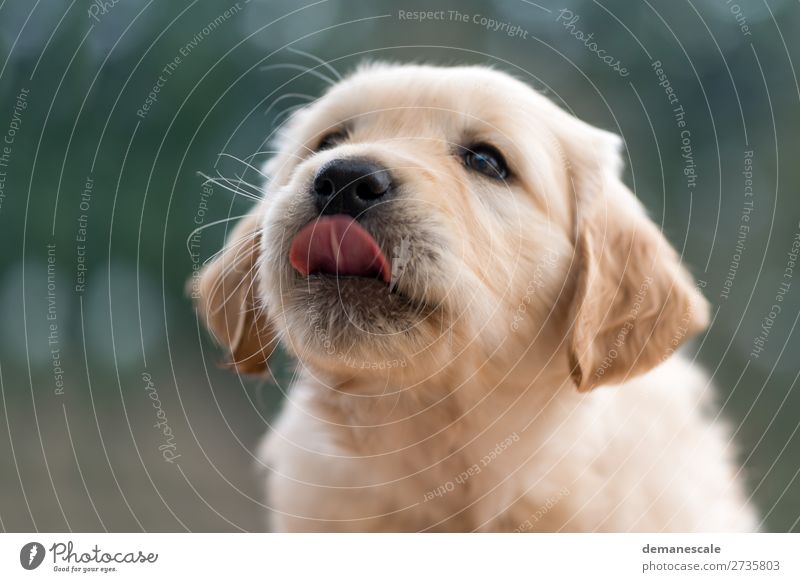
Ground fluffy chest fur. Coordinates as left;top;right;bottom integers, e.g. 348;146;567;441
259;356;756;532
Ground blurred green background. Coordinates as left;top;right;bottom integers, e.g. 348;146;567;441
0;0;798;531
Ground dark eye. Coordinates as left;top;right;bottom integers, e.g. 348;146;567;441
316;130;346;151
463;143;508;179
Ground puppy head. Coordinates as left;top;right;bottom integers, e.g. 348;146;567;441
194;63;708;388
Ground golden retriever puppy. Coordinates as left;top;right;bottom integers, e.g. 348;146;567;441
195;63;757;532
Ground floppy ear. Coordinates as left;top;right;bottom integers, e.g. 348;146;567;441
193;210;275;374
563;128;709;392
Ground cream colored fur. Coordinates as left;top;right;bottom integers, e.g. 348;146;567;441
195;64;757;532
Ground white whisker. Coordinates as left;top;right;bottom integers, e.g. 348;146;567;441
197;171;262;202
286;47;343;81
217;152;270;179
185;214;250;257
262;92;316;118
259;63;336;87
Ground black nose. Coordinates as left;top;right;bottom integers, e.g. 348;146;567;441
312;158;392;217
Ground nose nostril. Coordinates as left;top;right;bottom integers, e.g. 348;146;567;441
315;178;334;198
355;181;377;200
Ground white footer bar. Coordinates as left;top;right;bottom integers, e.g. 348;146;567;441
1;533;797;581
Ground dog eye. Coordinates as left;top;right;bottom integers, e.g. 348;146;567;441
316;130;347;151
462;143;508;179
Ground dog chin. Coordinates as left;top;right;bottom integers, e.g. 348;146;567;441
278;273;442;367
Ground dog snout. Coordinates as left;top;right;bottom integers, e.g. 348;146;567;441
312;158;392;217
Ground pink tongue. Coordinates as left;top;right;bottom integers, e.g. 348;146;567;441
289;215;391;284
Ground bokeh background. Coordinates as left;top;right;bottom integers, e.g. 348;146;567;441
0;0;798;532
